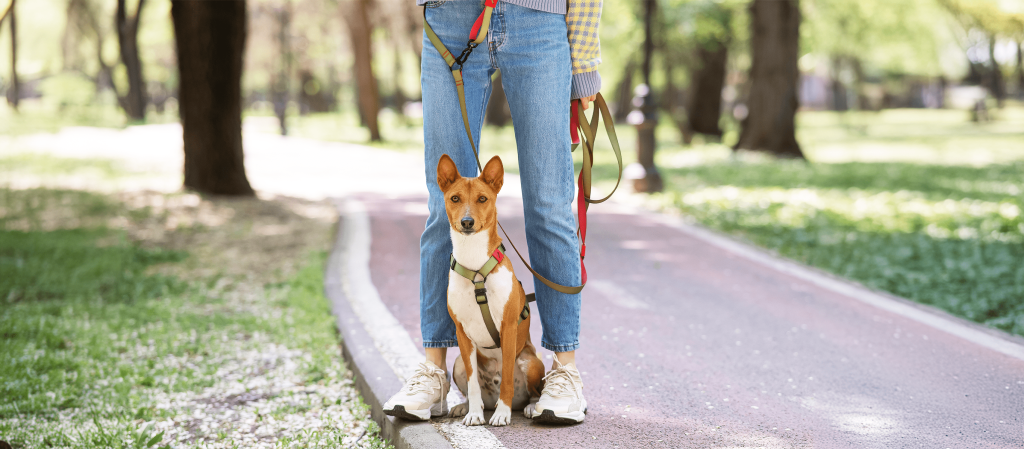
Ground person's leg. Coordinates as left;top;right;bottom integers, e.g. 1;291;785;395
384;0;496;421
419;0;496;358
493;1;581;361
493;2;587;424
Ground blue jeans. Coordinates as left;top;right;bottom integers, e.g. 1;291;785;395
419;0;581;353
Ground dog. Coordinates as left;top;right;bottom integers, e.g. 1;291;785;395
436;154;546;426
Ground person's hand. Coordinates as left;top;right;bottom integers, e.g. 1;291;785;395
580;94;597;110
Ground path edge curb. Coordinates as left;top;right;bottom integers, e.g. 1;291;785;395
324;216;454;449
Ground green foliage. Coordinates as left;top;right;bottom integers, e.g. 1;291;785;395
802;0;958;77
38;73;99;108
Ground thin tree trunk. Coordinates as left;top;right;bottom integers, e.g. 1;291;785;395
613;58;636;122
634;0;662;192
687;41;728;137
343;0;381;141
1017;41;1024;100
117;0;147;121
829;55;847;111
734;0;804;159
272;4;291;135
989;34;1005;108
171;0;254;196
663;57;693;144
392;30;407;113
404;4;423;95
4;0;18;110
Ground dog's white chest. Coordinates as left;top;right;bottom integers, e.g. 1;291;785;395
449;266;515;348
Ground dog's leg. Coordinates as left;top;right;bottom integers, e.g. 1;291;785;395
489;320;518;426
448;354;469;417
455;324;485;426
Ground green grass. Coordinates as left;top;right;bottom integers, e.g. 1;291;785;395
0;188;388;448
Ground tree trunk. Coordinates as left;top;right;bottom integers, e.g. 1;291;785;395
734;0;804;159
117;0;147;121
1017;41;1024;100
687;41;728;137
663;57;693;144
634;0;662;192
4;0;18;110
171;0;254;196
485;71;511;127
829;55;847;111
342;0;381;141
404;4;423;95
272;5;291;135
988;35;1005;108
392;30;407;113
613;58;636;122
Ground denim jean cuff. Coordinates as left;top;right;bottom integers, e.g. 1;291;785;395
542;341;580;352
422;340;459;349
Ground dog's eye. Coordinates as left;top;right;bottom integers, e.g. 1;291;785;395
451;196;460;203
478;196;487;203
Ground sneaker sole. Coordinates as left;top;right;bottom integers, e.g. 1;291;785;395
384;399;448;421
384;405;431;421
534;408;586;425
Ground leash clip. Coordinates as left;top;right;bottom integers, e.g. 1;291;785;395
452;40;479;70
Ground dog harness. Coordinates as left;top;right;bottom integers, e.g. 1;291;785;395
425;1;623;299
450;243;533;349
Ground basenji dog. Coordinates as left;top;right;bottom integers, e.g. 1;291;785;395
437;154;546;426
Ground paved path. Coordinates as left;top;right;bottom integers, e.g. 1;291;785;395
9;125;1023;447
358;192;1024;449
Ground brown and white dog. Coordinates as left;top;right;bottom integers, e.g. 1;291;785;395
437;154;546;426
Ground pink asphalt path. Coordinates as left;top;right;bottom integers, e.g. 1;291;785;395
360;192;1024;449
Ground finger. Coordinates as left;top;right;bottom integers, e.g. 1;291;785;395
581;98;591;110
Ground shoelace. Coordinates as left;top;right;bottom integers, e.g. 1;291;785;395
403;363;444;395
541;364;581;398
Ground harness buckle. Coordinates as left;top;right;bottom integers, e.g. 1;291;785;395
474;288;487;298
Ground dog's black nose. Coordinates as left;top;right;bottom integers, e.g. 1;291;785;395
461;218;475;229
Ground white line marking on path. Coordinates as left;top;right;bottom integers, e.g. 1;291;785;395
338;199;505;449
647;213;1024;362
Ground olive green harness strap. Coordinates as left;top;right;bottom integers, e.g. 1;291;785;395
449;244;533;349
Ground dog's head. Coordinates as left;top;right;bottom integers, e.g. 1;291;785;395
437;154;504;235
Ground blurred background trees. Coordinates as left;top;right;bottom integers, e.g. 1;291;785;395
1;0;1023;192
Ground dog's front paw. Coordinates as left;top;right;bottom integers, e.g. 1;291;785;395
489;401;512;426
449;401;468;418
462;408;486;426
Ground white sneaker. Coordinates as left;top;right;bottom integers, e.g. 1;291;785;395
382;361;449;421
527;359;587;424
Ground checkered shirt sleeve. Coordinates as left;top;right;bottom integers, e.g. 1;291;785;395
566;0;602;98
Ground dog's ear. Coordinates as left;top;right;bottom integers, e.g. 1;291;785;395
437;154;461;192
481;156;504;193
